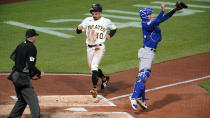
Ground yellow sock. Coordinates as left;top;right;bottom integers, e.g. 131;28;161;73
102;76;106;81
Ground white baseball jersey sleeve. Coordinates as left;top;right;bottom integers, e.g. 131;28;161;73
79;17;116;45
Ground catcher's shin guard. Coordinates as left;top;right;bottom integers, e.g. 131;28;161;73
137;86;148;109
131;69;150;99
131;76;145;99
137;85;146;100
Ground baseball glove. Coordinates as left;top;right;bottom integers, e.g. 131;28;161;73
176;1;188;10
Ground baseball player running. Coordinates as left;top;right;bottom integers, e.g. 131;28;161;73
129;1;188;110
76;3;117;98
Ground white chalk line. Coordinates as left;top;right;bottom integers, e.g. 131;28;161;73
64;107;88;111
41;112;134;118
0;73;91;76
108;75;210;101
4;21;74;38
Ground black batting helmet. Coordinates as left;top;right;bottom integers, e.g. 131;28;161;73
90;4;102;14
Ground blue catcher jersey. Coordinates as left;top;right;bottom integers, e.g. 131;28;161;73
141;10;170;49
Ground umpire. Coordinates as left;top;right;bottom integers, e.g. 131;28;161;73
8;29;44;118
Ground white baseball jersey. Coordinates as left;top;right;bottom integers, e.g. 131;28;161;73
79;17;116;45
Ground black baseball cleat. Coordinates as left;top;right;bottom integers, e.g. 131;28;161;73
90;88;98;98
101;76;110;90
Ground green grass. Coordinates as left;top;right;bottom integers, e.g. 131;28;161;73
0;0;210;74
198;80;210;92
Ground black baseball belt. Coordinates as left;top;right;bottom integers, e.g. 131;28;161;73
144;46;156;52
88;44;103;48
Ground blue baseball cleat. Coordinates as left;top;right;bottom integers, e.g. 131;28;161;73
129;96;138;110
136;97;148;109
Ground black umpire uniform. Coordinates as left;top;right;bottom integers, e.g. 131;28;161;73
8;29;41;118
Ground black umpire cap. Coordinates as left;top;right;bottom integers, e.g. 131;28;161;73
25;29;39;38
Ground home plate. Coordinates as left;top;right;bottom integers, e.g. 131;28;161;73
10;95;116;107
65;107;87;111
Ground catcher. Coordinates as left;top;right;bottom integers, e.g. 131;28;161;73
129;1;188;110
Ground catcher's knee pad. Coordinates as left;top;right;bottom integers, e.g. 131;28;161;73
137;69;151;83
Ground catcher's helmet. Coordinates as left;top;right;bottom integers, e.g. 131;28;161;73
90;4;102;14
139;8;153;21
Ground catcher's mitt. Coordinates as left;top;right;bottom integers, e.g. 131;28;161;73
176;1;188;10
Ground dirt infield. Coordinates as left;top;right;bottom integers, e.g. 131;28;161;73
0;52;210;118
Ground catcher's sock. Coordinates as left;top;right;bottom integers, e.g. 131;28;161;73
92;70;98;88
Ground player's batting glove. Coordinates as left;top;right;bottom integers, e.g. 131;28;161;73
176;1;188;10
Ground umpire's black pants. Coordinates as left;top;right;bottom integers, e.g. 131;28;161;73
8;71;40;118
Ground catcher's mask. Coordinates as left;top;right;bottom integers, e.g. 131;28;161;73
139;8;153;21
90;3;102;14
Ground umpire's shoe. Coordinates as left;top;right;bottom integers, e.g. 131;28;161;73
90;88;98;98
101;76;110;90
136;97;148;109
129;96;138;110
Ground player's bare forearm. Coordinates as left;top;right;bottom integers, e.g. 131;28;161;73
161;3;165;11
106;34;111;40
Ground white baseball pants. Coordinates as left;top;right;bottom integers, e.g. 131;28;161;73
138;47;155;71
87;44;105;71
